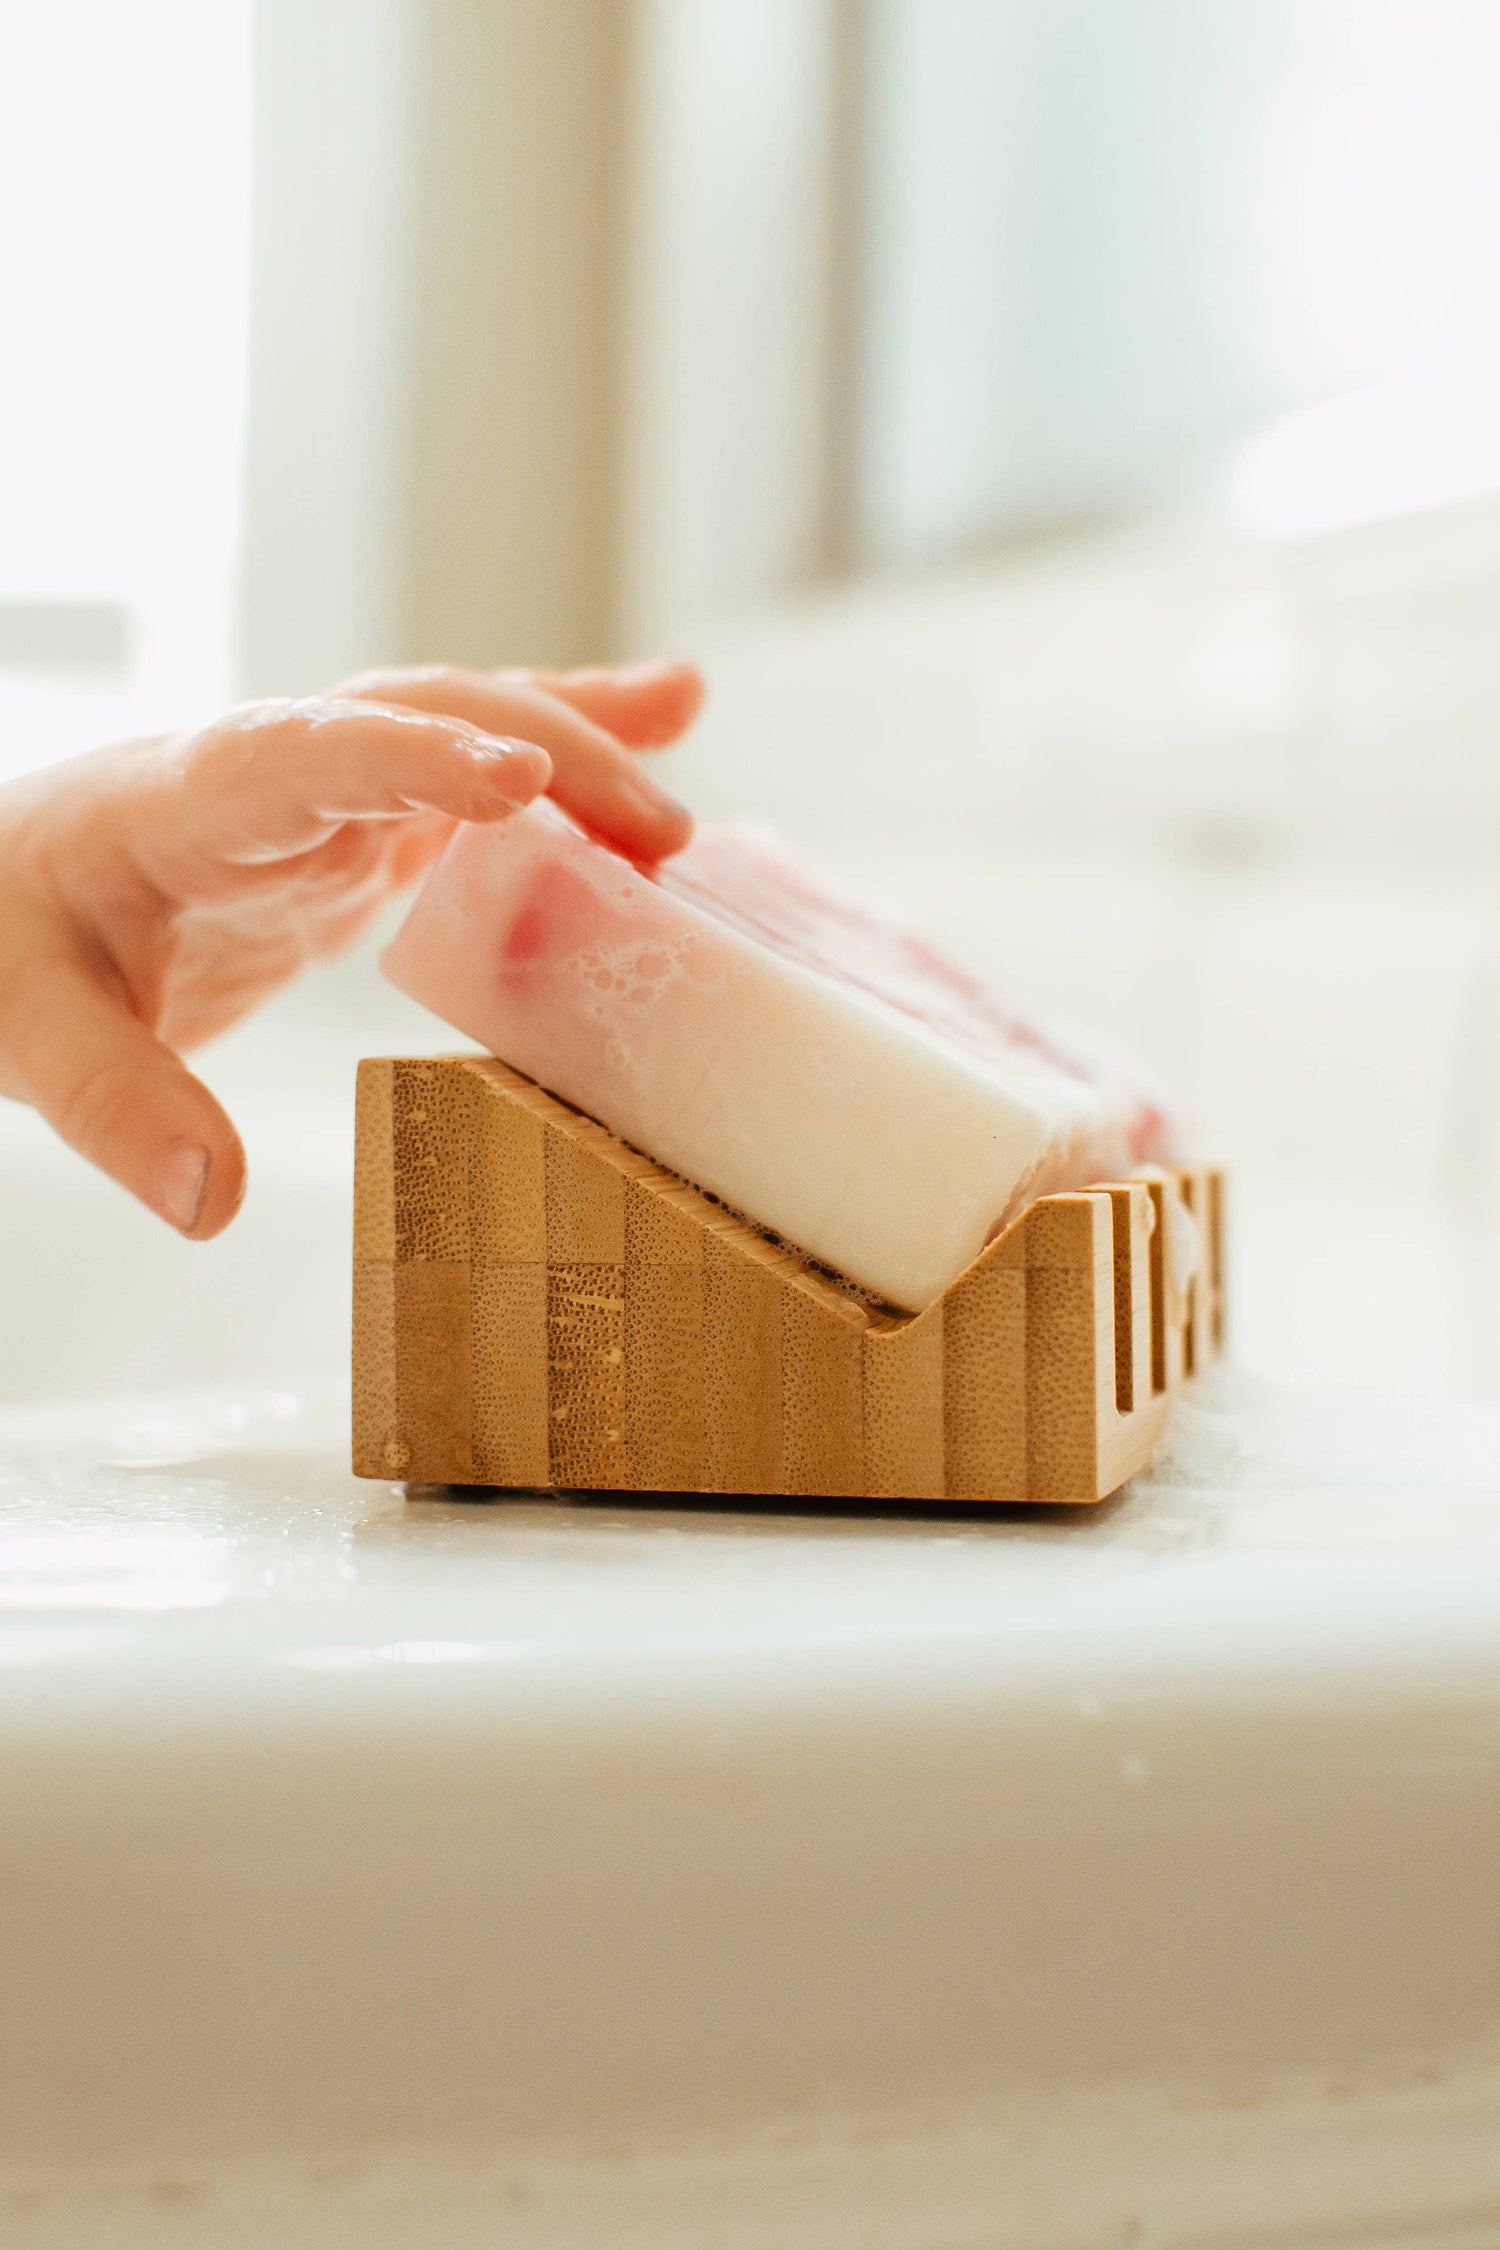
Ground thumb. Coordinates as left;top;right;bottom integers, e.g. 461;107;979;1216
6;958;246;1237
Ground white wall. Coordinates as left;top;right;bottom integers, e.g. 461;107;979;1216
618;0;849;649
236;0;417;699
237;0;629;697
0;0;251;776
860;0;1500;559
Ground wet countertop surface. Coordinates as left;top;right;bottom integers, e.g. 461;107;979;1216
3;1367;1500;2247
4;1367;1500;1704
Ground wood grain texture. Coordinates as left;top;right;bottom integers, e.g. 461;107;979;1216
352;1055;1222;1504
782;1281;866;1497
703;1233;783;1494
863;1307;945;1502
1024;1195;1113;1503
351;1258;397;1477
393;1261;473;1482
942;1250;1026;1503
470;1263;549;1485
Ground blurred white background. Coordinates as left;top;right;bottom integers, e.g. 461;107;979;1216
3;0;1500;1407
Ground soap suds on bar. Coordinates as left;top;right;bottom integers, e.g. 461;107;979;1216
381;804;1171;1311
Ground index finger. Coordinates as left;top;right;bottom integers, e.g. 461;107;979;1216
133;698;552;873
331;667;693;861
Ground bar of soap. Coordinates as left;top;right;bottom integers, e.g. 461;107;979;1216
381;805;1169;1311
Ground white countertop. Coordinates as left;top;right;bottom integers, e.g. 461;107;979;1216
3;1361;1499;2249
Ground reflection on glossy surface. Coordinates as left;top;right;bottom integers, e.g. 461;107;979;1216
0;1532;230;1612
1;1364;1498;1693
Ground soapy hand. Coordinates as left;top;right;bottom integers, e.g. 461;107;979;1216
0;658;701;1238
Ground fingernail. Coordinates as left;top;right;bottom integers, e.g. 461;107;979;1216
613;658;679;685
158;1142;209;1233
473;733;539;761
476;735;551;792
626;774;690;823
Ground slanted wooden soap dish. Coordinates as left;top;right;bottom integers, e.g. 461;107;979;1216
353;1055;1222;1505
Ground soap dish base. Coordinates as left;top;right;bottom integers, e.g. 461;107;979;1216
352;1055;1222;1505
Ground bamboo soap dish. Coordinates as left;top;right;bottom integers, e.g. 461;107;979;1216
352;1055;1222;1505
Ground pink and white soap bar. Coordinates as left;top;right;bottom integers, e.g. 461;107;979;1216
382;805;1169;1311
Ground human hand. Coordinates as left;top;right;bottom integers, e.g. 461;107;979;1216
0;658;702;1238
